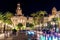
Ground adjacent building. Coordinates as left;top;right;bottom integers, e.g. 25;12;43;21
44;7;58;22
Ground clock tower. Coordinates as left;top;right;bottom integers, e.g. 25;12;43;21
16;3;22;16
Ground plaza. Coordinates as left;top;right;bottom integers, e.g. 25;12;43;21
0;2;60;40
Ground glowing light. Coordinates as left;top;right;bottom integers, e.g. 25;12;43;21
40;23;42;27
48;36;52;40
44;23;47;26
51;22;55;25
27;31;34;35
52;35;58;40
40;35;46;40
39;35;60;40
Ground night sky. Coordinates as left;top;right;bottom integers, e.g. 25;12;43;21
0;0;60;16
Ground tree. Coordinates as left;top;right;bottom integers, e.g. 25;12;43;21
4;11;13;19
26;23;34;29
52;18;57;22
17;23;23;30
36;11;47;24
4;19;12;24
2;15;12;25
3;11;13;24
31;11;47;25
31;13;37;25
47;22;53;30
0;12;4;20
52;18;59;29
29;23;34;28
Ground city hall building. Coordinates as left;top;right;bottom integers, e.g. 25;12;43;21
11;3;33;27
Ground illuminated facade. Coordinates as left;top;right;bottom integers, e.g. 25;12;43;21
11;3;33;26
11;3;60;27
44;7;58;22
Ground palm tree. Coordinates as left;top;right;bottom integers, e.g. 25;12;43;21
3;11;14;24
4;11;13;19
31;13;37;25
0;12;4;33
2;11;13;32
36;11;47;24
0;12;4;21
31;11;47;25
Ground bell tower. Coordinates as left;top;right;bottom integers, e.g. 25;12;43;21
16;3;22;16
52;7;57;15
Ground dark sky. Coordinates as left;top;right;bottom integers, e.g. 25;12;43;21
0;0;60;16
